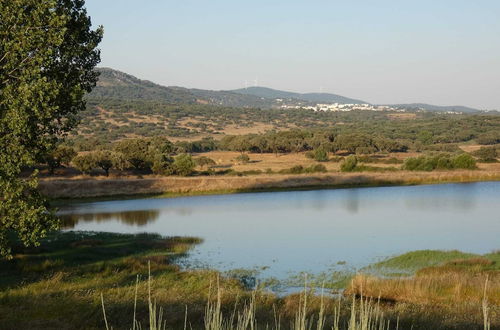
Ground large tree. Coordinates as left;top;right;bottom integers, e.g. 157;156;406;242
0;0;103;258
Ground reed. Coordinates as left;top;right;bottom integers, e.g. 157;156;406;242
101;271;392;330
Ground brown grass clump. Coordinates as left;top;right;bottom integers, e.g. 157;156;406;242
346;266;500;306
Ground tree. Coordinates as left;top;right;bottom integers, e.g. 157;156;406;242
195;156;216;169
0;0;102;258
92;150;114;176
72;153;96;174
114;139;151;170
44;145;77;174
172;153;195;176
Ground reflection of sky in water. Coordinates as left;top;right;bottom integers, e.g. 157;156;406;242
57;182;500;279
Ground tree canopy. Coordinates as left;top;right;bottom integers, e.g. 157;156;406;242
0;0;103;258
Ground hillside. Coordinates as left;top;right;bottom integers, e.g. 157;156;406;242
386;103;479;113
231;86;367;104
91;68;197;104
91;68;481;113
90;68;279;108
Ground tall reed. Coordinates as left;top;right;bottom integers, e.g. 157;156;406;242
101;268;398;329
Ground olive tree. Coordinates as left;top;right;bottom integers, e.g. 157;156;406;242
0;0;102;258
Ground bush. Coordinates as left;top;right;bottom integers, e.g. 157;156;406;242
340;155;358;172
423;143;461;153
304;164;327;173
195;156;216;168
451;153;476;169
403;153;476;171
279;164;327;174
472;147;498;162
312;147;329;162
235;154;250;164
476;132;500;145
172;153;195;176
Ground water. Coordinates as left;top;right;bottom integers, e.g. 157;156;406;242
58;182;500;280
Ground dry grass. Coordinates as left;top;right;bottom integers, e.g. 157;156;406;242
40;165;500;199
346;265;500;307
197;151;342;172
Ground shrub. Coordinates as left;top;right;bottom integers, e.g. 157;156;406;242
235;154;250;164
476;132;500;145
172;153;195;176
304;164;327;173
312;147;329;162
472;147;498;162
340;155;358;172
288;165;304;174
195;156;216;169
451;153;476;169
423;143;461;153
403;153;476;171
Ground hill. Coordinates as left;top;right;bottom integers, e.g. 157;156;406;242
231;86;367;104
91;68;278;108
91;68;480;113
386;103;479;113
91;68;197;104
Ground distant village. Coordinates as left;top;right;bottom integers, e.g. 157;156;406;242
280;102;402;112
278;101;464;114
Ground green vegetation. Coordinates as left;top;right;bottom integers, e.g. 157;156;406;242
472;146;499;162
279;164;327;174
0;0;102;258
403;153;477;171
306;147;329;162
364;250;482;275
43;145;77;174
340;155;358;172
1;231;497;329
172;153;196;176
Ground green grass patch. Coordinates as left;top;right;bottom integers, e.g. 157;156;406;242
363;250;497;276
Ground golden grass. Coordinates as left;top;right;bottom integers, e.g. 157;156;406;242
346;267;500;306
40;165;500;199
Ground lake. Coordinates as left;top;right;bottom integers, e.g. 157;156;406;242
58;182;500;281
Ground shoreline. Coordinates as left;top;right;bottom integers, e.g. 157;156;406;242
40;169;500;202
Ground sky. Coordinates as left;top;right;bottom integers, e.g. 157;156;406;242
85;0;500;109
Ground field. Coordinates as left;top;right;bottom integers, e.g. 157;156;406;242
38;150;500;199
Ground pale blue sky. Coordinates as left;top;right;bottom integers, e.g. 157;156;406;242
86;1;500;109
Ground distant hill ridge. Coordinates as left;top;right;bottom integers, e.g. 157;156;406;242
90;68;479;112
231;86;367;105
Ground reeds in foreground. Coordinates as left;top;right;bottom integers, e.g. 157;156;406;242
101;264;397;329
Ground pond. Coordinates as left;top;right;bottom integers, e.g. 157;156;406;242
58;182;500;281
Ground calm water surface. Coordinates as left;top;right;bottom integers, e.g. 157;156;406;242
58;182;500;279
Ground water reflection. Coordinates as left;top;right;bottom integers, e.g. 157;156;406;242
57;182;500;279
60;209;160;229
